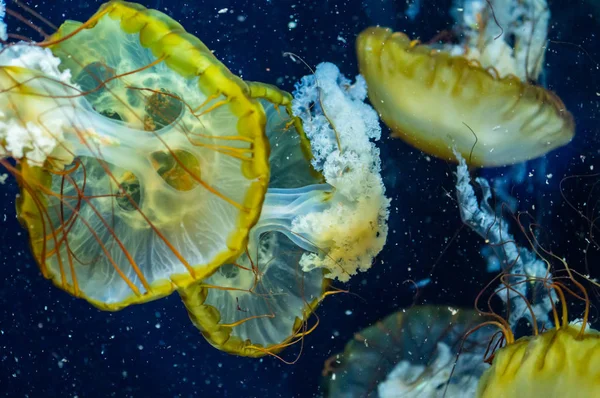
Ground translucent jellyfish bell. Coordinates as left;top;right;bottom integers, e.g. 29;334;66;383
180;94;327;357
2;2;270;310
179;64;390;357
324;306;495;398
356;27;575;167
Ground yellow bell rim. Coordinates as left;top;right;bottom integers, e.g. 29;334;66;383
178;275;331;358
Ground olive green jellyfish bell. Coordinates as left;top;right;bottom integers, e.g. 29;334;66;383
3;1;270;310
179;64;391;357
324;306;495;398
356;27;575;167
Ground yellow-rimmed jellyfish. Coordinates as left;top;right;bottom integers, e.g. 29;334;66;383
179;93;327;357
477;324;600;397
1;1;269;310
356;27;574;167
473;271;600;398
179;64;390;357
323;306;495;398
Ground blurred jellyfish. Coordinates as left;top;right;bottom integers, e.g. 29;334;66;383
179;63;390;357
355;0;574;167
323;306;495;398
0;1;270;310
450;0;550;82
405;0;421;21
0;0;6;41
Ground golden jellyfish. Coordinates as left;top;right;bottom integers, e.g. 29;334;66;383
355;26;575;167
472;264;600;397
0;1;270;310
179;63;391;357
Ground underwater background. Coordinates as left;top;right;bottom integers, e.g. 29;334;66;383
0;0;598;397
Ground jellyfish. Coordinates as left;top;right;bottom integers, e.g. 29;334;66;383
0;1;270;310
471;252;600;397
476;322;600;397
355;24;575;167
178;63;390;357
323;306;495;398
454;150;600;397
450;0;550;83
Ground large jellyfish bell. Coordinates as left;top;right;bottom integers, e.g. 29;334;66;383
356;25;574;167
1;1;270;310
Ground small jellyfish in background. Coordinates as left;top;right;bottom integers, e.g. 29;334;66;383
355;0;575;167
0;1;271;310
322;305;496;398
454;153;600;397
179;63;390;357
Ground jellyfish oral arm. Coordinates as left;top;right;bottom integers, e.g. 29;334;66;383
454;150;555;328
290;63;390;282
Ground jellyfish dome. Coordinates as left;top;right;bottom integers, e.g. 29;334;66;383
178;64;390;357
324;306;495;398
0;1;270;310
477;324;600;397
355;26;574;167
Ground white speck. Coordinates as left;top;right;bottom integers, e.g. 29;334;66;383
448;307;458;315
345;310;352;315
155;323;161;329
337;35;346;44
217;8;228;14
288;21;297;29
138;345;144;350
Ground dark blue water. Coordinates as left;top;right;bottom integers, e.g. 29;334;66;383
0;0;598;397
